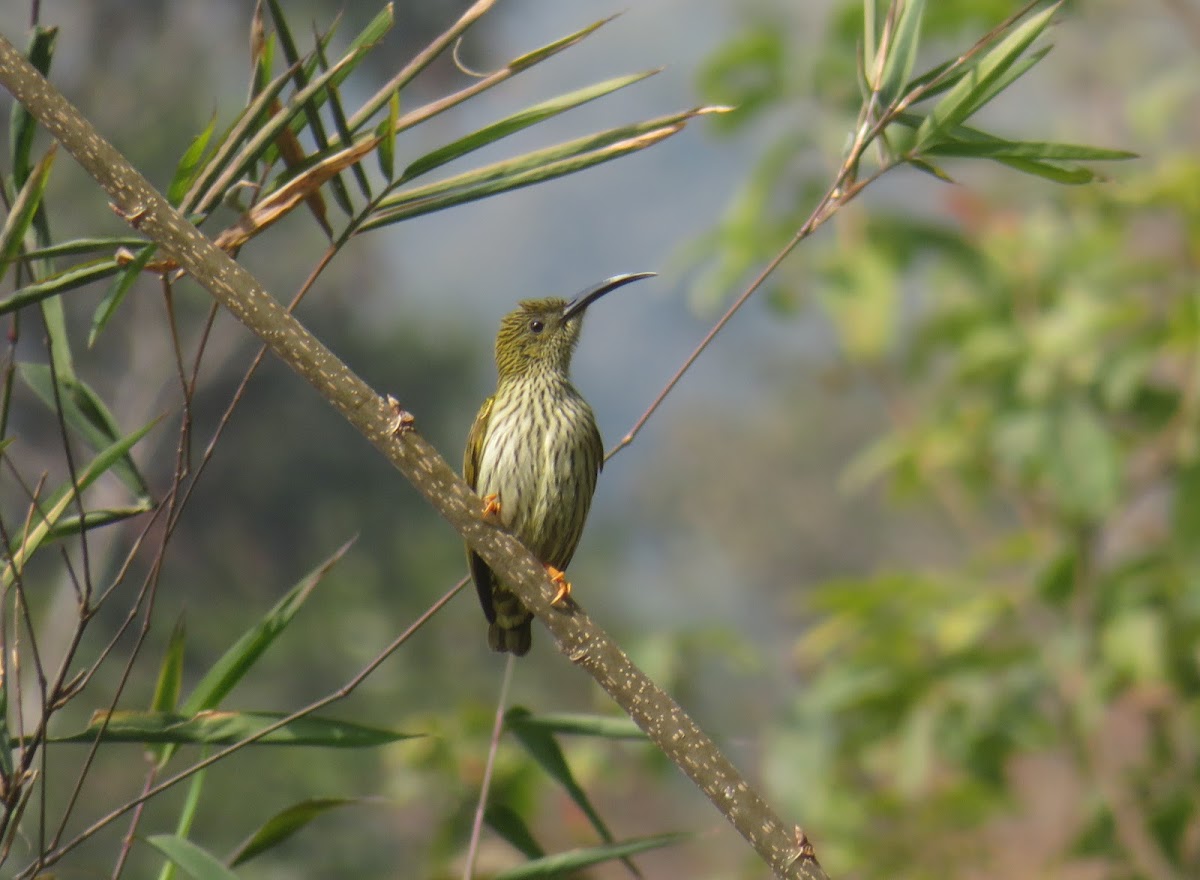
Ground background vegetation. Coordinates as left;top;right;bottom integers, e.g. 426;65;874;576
0;0;1196;878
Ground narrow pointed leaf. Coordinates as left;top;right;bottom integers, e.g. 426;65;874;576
20;237;146;260
906;156;956;183
494;833;694;880
229;797;361;866
485;804;545;860
311;19;369;206
152;618;188;715
179;60;300;215
399;70;656;184
863;0;879;85
43;710;418;747
89;244;158;347
44;501;154;543
993;156;1097;184
361;107;725;232
19;363;152;497
2;416;159;588
41;294;76;382
0;144;56;284
509;14;618;72
156;766;208;880
150;616;188;763
0;258;122;316
146;835;240;880
505;712;645;740
961;43;1052;112
913;3;1058;152
194;47;369;217
168;116;217;205
179;537;356;717
926;138;1136;161
376;91;398;180
505;707;617;848
877;0;925;104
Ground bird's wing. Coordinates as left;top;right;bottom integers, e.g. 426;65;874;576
464;396;497;623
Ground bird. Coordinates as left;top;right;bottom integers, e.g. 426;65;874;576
463;272;655;655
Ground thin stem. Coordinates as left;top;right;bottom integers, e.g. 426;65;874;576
463;653;514;880
25;577;469;877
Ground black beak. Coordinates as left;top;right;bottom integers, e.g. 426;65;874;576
561;272;656;321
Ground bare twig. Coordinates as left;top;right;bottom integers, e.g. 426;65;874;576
24;577;470;876
463;653;514;880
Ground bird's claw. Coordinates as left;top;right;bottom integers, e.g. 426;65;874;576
545;565;572;606
481;494;502;519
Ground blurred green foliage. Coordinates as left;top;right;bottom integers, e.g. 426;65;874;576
691;1;1200;877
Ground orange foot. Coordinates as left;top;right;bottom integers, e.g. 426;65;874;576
481;494;502;519
545;564;572;605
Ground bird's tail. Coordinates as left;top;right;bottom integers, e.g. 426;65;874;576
488;619;532;656
489;588;533;655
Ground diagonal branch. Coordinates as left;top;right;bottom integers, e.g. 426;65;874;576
0;33;826;880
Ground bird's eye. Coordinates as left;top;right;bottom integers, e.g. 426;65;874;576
529;319;544;334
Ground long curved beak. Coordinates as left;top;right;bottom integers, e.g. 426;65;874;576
561;272;656;321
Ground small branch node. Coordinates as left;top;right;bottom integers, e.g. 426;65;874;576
385;395;416;436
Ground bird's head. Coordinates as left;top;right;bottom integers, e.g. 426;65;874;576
493;273;654;381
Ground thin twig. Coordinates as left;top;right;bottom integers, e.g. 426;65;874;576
24;577;470;877
463;653;514;880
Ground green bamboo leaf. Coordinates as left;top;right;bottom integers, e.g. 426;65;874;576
157;766;208;880
193;47;370;216
0;144;56;284
913;3;1059;152
505;707;618;851
511;14;618;71
152;618;187;714
485;804;545;860
150;616;188;765
877;0;925;104
361;108;719;232
904;45;1048;107
178;60;300;215
311;20;369;206
376;90;398;181
20;237;146;260
906;156;956;183
9;26;57;189
168;116;217;206
158;536;356;767
2;416;159;588
863;0;879;83
146;835;240;880
265;0;303;69
19;363;152;497
228;797;361;866
399;71;657;185
494;833;693;880
993;156;1096;184
926;138;1137;161
956;43;1051;113
505;712;645;740
352;11;615;133
89;244;158;347
0;257;122;316
998;156;1099;183
44;502;154;543
43;709;418;747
